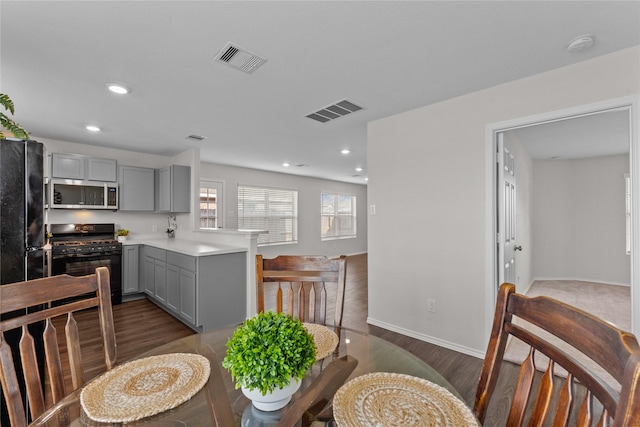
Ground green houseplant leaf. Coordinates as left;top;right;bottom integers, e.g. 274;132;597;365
222;311;316;396
1;93;30;139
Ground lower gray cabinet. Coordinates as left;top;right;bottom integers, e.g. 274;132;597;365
122;245;140;294
166;264;180;314
179;269;196;324
141;246;246;331
143;246;166;302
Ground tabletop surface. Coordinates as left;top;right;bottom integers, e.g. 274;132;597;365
31;324;466;426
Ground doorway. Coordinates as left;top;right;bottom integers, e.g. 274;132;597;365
485;95;639;339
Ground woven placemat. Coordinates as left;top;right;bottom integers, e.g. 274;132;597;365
80;353;210;423
303;323;339;360
333;372;478;427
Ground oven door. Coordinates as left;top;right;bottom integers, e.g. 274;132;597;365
51;253;122;305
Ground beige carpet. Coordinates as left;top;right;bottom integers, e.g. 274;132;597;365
502;280;631;391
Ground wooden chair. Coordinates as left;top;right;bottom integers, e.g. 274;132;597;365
474;283;640;426
0;267;116;427
256;255;348;328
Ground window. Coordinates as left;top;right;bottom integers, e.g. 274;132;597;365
321;192;356;240
200;180;223;229
238;185;298;245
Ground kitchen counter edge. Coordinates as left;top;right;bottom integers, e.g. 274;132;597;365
121;238;247;257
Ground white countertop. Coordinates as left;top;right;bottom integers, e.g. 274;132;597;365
122;238;247;257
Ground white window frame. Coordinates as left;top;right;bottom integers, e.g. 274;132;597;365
200;179;224;229
321;192;357;240
238;185;298;246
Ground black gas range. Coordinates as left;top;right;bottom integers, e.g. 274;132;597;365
48;223;122;305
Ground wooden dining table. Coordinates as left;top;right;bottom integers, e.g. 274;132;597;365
31;324;472;426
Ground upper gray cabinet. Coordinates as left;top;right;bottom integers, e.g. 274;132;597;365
52;153;117;181
119;165;155;211
157;165;190;213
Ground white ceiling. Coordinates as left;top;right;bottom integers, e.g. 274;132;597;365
509;109;631;160
2;1;639;184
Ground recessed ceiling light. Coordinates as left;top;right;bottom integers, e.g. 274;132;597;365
107;83;130;94
355;167;363;172
341;149;350;155
85;125;101;132
282;162;290;167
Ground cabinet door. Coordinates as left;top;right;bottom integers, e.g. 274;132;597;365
166;264;180;314
158;165;190;213
122;245;139;294
119;166;155;211
52;153;85;179
143;256;155;296
87;157;117;181
154;260;167;304
179;269;196;324
157;167;171;212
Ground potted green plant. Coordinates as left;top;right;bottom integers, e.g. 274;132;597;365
116;229;129;242
1;93;30;139
222;311;316;411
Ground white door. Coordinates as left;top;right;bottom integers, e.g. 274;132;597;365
497;133;519;286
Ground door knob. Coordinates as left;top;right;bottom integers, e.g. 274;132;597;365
514;246;522;251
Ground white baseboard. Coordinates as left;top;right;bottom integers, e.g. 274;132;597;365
531;277;631;287
366;317;486;360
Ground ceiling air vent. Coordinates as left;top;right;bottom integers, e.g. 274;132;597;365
185;134;207;141
214;42;267;74
306;100;364;124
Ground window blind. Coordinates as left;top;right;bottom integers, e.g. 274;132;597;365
238;185;298;245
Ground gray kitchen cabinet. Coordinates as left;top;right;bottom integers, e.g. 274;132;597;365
179;269;197;325
166;264;180;314
52;153;84;179
52;153;117;181
197;252;246;331
143;246;166;303
87;157;117;181
122;245;140;294
143;256;155;296
166;251;197;325
157;165;190;213
140;245;246;331
119;165;155;211
154;259;167;304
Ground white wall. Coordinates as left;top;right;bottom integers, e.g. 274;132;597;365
199;162;368;259
367;46;640;356
533;154;630;285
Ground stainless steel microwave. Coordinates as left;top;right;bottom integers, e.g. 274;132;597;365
50;179;118;209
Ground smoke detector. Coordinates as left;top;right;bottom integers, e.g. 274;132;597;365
567;35;594;52
214;42;267;74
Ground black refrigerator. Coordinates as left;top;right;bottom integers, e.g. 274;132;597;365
0;138;46;425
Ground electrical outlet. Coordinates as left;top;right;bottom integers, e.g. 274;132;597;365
370;204;376;215
152;224;157;232
427;298;436;313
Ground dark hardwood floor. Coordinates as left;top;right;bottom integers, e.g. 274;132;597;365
59;253;516;425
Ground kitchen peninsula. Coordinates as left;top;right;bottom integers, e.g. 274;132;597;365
121;238;247;332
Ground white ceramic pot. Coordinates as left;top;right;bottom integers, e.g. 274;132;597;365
117;235;127;242
241;378;301;411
